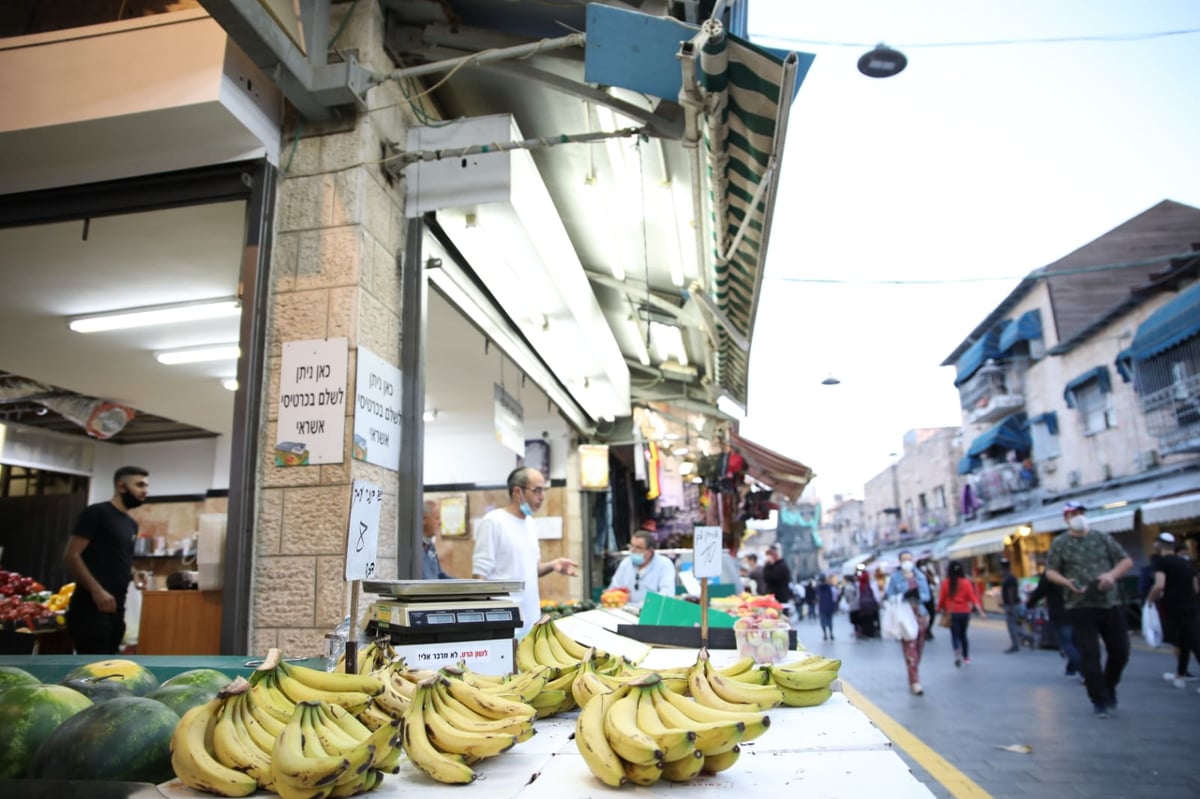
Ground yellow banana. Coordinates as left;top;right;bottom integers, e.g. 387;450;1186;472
309;702;371;755
604;692;664;766
457;663;506;686
548;620;590;660
528;688;570;718
774;656;841;672
281;660;385;697
778;685;833;707
355;700;396;731
657;687;771;742
324;702;373;741
402;684;477;784
430;683;535;738
515;626;543;672
211;695;272;787
647;684;743;755
276;669;375;714
702;744;741;773
574;688;628;787
727;667;773;685
248;672;296;725
329;767;381;798
633;686;697;761
662;748;704;782
442;677;537;721
703;659;783;710
715;656;756;677
541;623;582;667
425;704;518;759
688;657;770;713
532;623;566;668
571;662;613;708
236;691;281;758
770;667;837;692
623;759;664;786
271;703;352;789
170;699;259;797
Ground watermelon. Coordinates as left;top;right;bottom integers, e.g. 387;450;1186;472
62;658;159;696
28;696;178;783
61;674;135;703
145;683;217;716
0;684;93;778
0;665;38;695
161;667;232;694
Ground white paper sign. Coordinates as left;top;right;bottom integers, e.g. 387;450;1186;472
692;526;723;579
391;639;511;674
494;383;525;456
345;480;383;580
276;338;348;465
352;347;402;470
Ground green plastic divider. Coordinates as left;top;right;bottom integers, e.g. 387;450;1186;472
637;592;737;628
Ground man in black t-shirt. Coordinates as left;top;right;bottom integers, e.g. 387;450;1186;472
63;466;149;654
1148;532;1200;689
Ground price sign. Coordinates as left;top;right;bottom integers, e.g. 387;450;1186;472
345;479;383;580
692;526;722;579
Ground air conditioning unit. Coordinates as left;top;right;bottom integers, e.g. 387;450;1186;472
1068;470;1082;487
1134;449;1160;471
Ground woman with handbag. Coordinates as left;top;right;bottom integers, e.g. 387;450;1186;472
885;550;932;695
937;560;986;668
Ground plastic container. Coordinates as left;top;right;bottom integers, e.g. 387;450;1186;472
735;621;791;663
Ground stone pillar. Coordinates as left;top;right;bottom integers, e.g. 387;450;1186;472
249;3;414;657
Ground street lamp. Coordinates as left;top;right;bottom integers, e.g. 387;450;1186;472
821;373;841;386
857;44;907;79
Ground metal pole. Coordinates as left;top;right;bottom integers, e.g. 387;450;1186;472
396;218;427;579
374;33;586;84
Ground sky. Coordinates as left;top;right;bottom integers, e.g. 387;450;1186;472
735;0;1200;503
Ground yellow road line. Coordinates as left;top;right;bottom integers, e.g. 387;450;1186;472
841;680;993;799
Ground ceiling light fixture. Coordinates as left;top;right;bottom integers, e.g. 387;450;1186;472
69;298;241;333
821;373;841;386
649;321;688;366
857;43;907;78
156;345;241;365
221;378;239;391
423;409;438;422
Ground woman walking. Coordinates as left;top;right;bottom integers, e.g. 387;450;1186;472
816;573;838;640
937;561;986;667
885;550;932;695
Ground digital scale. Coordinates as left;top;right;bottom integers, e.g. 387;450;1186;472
362;579;524;673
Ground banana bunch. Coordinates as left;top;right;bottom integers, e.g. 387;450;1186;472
171;695;260;797
250;648;385;717
270;700;402;799
574;673;770;787
402;675;537;784
687;648;783;712
762;655;840;707
449;663;550;705
516;618;629;716
334;640;396;675
357;660;437;727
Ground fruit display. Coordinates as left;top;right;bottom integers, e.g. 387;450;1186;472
63;659;160;697
0;596;57;630
539;598;597;618
763;656;841;707
512;615;632;718
732;614;792;663
711;591;786;618
574;672;771;787
61;674;136;703
146;683;223;717
0;568;45;598
600;587;630;608
28;695;180;783
162;668;235;694
44;582;75;612
0;683;93;778
0;665;39;695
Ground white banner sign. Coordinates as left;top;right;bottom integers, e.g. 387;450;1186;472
345;479;383;580
391;639;512;674
494;383;525;456
692;526;723;579
352;347;402;470
276;338;348;466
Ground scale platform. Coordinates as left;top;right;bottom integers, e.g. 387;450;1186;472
364;580;523;672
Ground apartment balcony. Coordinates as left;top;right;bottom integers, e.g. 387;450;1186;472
965;461;1040;520
1141;372;1200;455
959;361;1026;424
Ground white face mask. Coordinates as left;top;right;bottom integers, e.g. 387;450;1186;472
900;560;914;572
1068;515;1089;532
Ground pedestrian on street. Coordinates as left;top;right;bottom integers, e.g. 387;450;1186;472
1026;565;1082;678
1001;557;1033;652
1146;532;1200;690
857;568;881;639
843;573;862;638
745;553;764;595
1045;501;1134;718
817;573;838;640
937;560;985;667
805;579;818;620
761;545;794;609
921;562;940;642
885;550;932;695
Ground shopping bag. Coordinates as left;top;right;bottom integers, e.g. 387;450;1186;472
938;612;952;629
1142;602;1163;648
897;601;919;641
882;597;918;641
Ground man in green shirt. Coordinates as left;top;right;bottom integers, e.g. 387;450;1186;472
1045;501;1134;719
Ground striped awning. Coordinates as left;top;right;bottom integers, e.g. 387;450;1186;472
945;525;1021;559
730;431;813;501
691;21;812;405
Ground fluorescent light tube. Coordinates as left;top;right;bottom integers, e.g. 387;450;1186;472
649;321;688;366
70;298;240;333
156;345;241;365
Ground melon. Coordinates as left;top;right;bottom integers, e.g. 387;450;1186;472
28;696;178;783
62;658;159;696
161;667;233;694
61;674;135;703
145;683;217;716
0;665;39;696
0;684;93;778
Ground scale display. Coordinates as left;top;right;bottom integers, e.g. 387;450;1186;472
371;598;518;628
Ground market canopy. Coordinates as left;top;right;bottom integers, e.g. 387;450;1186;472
1142;491;1200;525
954;323;1006;386
730;431;813;502
998;309;1043;355
966;413;1030;458
944;525;1021;559
1129;281;1200;361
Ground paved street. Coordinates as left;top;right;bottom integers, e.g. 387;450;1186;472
788;611;1200;799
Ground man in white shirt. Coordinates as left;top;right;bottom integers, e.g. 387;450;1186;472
608;531;677;605
472;466;579;638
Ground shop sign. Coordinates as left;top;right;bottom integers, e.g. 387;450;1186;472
692;525;723;579
391;639;511;674
579;444;610;490
494;383;524;456
276;337;348;466
352;347;402;470
345;479;383;580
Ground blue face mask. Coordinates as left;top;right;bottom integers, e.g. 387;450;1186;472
630;552;646;567
519;501;534;517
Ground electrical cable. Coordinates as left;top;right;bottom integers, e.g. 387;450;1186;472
750;28;1200;50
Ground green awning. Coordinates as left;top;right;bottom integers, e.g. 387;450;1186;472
693;23;810;406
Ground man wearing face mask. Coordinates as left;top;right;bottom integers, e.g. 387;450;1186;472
63;465;149;654
1045;501;1134;718
472;466;579;638
608;531;677;605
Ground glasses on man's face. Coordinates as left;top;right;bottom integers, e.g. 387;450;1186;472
522;486;546;496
